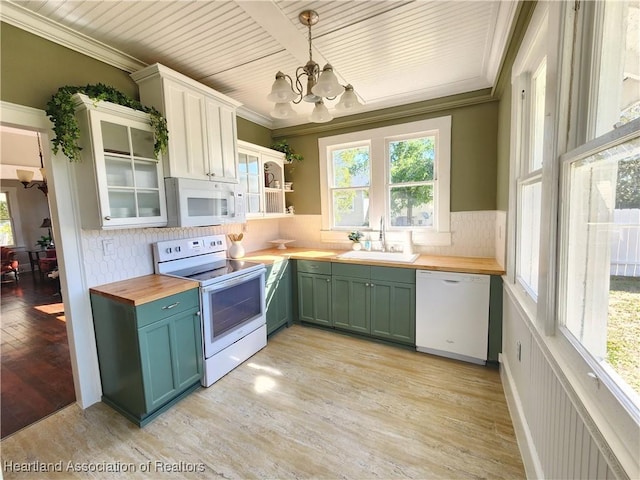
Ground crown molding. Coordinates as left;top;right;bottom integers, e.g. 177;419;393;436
272;89;496;138
236;106;275;129
1;1;146;73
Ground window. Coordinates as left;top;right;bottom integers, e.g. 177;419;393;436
329;144;370;228
319;117;451;245
388;136;435;227
557;0;640;409
0;192;16;246
559;121;640;407
514;57;547;302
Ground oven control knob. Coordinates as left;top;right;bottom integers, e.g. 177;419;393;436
175;246;181;252
217;240;223;246
165;247;172;254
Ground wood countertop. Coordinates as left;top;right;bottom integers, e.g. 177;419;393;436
89;274;199;306
89;249;503;303
243;247;505;276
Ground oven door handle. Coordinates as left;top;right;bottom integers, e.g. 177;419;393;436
202;268;265;293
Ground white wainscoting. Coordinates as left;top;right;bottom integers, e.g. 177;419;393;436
501;284;627;480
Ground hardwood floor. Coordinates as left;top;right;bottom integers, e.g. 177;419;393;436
1;324;524;479
1;271;75;438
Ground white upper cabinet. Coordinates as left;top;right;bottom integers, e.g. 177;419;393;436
131;63;242;184
73;94;167;229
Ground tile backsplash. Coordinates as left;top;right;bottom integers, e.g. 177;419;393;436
82;211;503;287
278;212;499;257
81;221;279;287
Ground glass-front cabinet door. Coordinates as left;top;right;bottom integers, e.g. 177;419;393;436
83;103;166;228
238;150;262;216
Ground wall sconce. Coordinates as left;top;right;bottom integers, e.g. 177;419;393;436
16;132;48;196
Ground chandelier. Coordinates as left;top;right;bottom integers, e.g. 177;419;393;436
267;10;363;123
16;132;48;196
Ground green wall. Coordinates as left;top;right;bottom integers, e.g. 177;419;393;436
277;99;499;215
0;23;137;109
236;117;272;147
0;22;268;145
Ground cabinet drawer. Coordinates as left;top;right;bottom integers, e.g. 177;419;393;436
371;266;415;284
297;260;331;275
136;289;199;328
331;263;370;279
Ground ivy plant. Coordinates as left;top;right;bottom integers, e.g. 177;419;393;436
45;83;168;162
271;139;304;163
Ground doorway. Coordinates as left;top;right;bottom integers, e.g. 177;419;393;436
0;125;75;438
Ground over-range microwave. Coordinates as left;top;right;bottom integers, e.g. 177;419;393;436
165;177;245;227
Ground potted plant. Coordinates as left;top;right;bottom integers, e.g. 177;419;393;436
271;139;303;164
348;231;364;250
36;236;52;249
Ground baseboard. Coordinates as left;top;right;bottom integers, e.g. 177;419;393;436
500;356;544;479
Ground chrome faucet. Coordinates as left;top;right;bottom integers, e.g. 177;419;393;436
379;217;386;252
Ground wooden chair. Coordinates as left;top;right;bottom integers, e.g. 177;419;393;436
1;247;19;282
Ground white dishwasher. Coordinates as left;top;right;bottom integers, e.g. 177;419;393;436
415;270;490;365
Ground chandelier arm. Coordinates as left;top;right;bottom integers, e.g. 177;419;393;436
293;67;309;104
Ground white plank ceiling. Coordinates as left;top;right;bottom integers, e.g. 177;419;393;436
4;0;518;128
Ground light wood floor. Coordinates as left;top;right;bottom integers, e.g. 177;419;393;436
1;325;525;479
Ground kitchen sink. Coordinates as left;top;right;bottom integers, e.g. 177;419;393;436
337;250;419;264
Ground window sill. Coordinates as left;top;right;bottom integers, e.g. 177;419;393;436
320;229;451;246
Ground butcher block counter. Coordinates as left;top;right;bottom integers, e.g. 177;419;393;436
242;247;505;276
89;274;199;306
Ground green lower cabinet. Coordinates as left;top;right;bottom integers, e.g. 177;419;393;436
327;263;416;345
297;272;332;326
332;276;371;334
91;288;202;426
265;260;292;335
370;280;416;345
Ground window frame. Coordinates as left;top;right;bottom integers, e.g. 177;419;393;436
557;117;640;419
385;133;438;229
0;187;24;248
327;141;371;229
319;117;451;246
508;4;549;314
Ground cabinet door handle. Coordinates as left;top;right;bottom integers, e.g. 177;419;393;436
365;283;370;287
370;283;375;288
326;278;330;283
104;216;111;220
162;301;180;310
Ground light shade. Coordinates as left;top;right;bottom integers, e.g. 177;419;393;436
16;169;34;183
309;101;333;123
271;102;296;119
311;64;344;98
335;85;363;111
267;72;297;103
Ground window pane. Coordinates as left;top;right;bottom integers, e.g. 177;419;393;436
564;136;640;397
517;181;542;297
389;137;435;184
0;193;15;246
595;1;640;135
332;147;369;188
332;189;369;227
389;185;433;227
531;60;546;171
